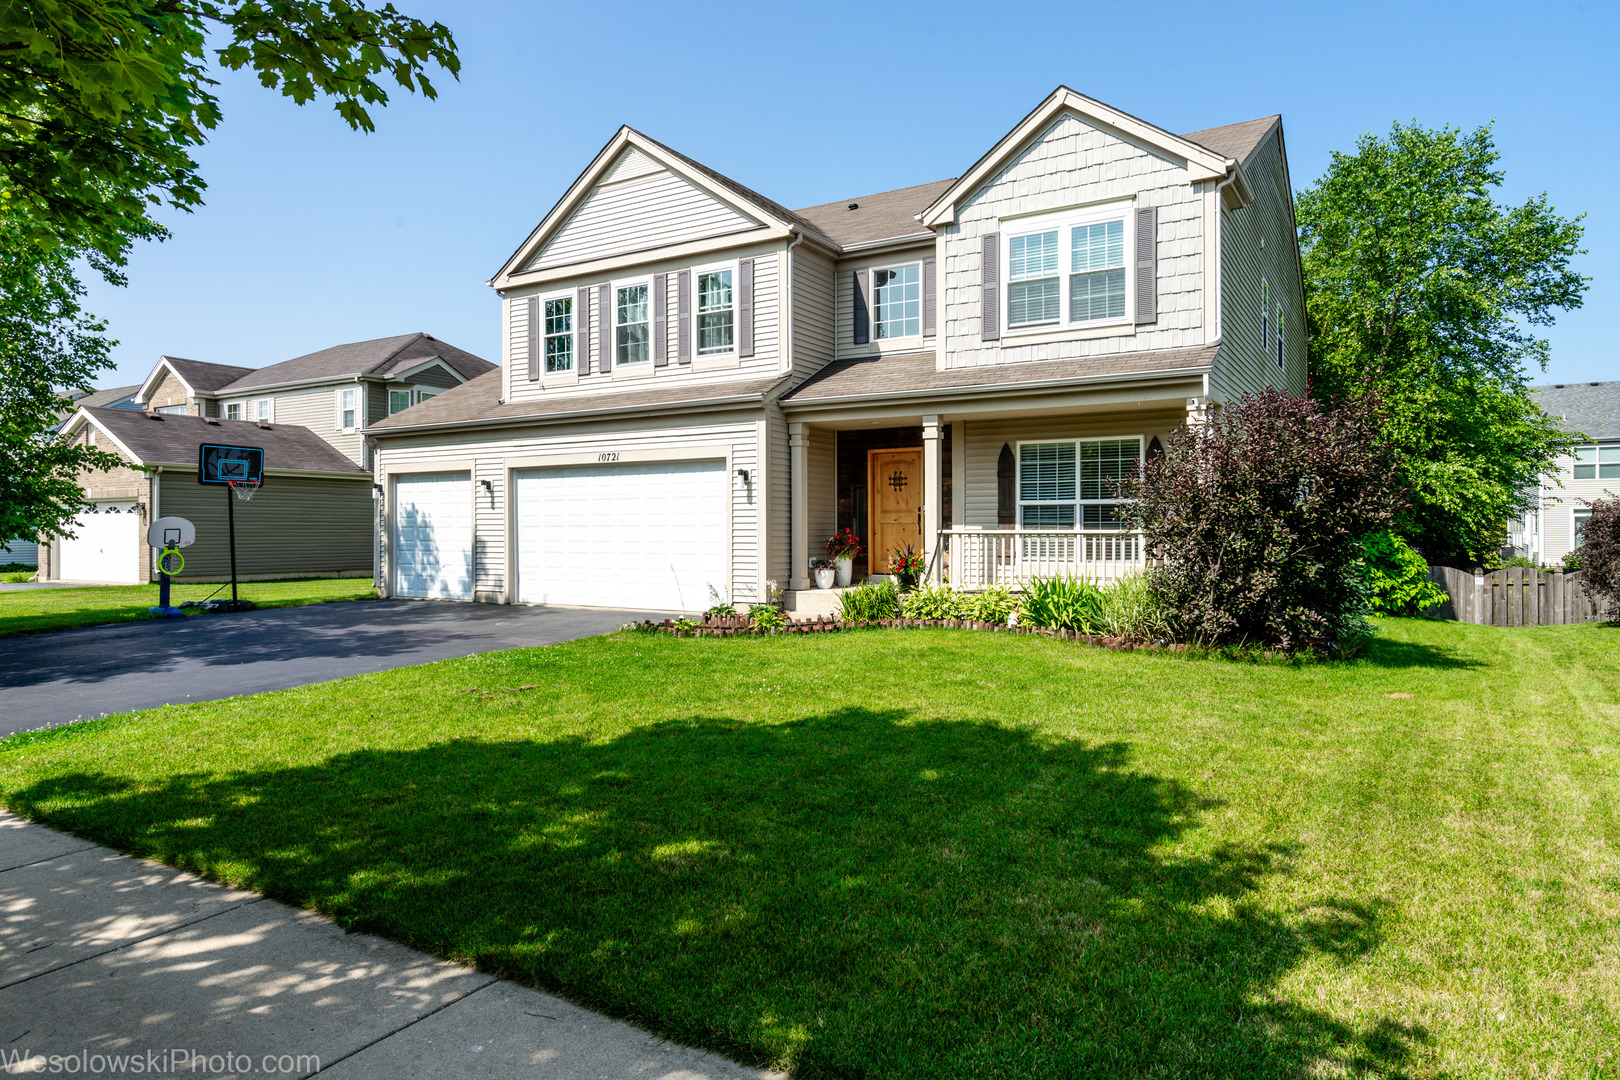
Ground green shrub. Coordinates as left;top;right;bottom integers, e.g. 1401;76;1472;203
1362;531;1448;615
1562;550;1581;572
900;584;966;620
836;580;901;624
672;617;699;633
705;602;738;619
963;586;1019;625
3;570;35;584
1097;571;1173;642
748;604;786;631
1498;555;1539;569
1021;576;1106;634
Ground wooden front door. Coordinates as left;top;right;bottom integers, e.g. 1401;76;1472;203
868;448;924;573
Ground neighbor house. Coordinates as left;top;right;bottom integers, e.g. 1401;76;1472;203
365;87;1305;612
1514;380;1620;565
39;335;494;583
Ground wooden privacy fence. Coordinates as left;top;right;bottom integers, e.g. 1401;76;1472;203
1425;565;1606;626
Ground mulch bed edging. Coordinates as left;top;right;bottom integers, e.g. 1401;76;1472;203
631;614;1191;652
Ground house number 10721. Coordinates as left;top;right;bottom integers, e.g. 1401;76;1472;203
597;452;620;462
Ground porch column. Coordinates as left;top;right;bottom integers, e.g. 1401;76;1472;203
923;414;943;584
789;422;810;591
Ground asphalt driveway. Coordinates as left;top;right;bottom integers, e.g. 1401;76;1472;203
0;600;646;736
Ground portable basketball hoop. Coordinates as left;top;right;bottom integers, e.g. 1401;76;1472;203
198;443;265;611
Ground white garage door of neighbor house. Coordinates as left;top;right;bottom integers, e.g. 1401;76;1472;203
392;473;473;599
515;460;727;611
58;502;142;583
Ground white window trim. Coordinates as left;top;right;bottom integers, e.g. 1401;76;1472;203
1014;436;1144;529
1571;443;1620;481
691;258;739;359
255;398;274;423
1574;506;1592;542
538;290;577;375
1261;279;1270;363
225;402;240;421
338;388;358;433
1276;303;1285;370
871;260;924;343
1002;201;1135;338
612;276;654;367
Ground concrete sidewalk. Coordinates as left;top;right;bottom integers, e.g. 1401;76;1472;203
0;811;782;1079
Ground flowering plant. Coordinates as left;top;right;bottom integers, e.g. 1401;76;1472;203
824;528;862;559
890;544;925;576
809;557;837;572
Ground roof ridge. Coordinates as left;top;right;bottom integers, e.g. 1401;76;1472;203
364;332;429;376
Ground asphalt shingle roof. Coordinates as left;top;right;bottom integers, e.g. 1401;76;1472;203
1180;116;1280;167
164;357;255;393
793;179;958;249
1531;381;1620;441
74;384;142;409
783;345;1220;404
82;407;367;475
223;333;495;391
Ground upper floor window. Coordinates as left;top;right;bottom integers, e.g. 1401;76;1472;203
1261;280;1270;356
255;399;271;422
157;404;186;415
697;269;734;354
873;263;921;339
389;389;411;415
1005;204;1132;332
616;283;649;365
225;403;240;420
1018;438;1140;530
544;296;573;372
1573;446;1620;480
1276;303;1284;370
339;388;357;431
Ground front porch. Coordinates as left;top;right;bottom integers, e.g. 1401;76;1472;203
784;374;1212;595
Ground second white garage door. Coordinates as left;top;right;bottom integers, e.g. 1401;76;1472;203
515;460;727;611
392;473;473;599
57;503;142;583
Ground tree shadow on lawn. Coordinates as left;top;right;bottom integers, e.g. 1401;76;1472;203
10;709;1430;1079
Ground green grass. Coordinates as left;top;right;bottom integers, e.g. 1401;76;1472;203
0;577;377;635
1;620;1616;1078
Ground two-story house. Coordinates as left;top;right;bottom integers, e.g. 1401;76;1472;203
42;334;494;584
366;88;1305;612
1515;381;1620;565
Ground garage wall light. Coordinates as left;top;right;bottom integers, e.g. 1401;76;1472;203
735;468;750;486
479;479;494;493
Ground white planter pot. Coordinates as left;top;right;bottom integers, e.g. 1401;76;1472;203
835;556;853;587
814;567;837;590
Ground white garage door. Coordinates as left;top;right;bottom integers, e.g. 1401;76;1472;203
58;503;141;583
515;460;726;611
392;473;472;599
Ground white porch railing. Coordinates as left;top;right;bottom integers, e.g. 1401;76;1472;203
943;528;1145;590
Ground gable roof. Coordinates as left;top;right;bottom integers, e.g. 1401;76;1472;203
492;127;839;286
74;384;142;409
1181;115;1280;168
73;407;368;475
1532;381;1620;441
793;179;958;249
136;356;256;405
221;333;494;392
920;87;1241;228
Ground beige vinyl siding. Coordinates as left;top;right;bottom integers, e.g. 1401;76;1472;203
1540;452;1617;561
144;369;191;412
374;414;764;605
505;245;786;406
601;146;662;184
526;166;762;272
807;427;836;556
790;246;836;379
765;404;790;585
268;386;364;465
942;112;1206;370
1210;128;1307;402
156;472;373;581
835;243;936;360
960;412;1184;529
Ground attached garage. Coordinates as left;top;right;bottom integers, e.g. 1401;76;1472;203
56;503;142;583
514;459;727;611
392;472;473;599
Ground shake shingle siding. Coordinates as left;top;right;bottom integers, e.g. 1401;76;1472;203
942;114;1206;370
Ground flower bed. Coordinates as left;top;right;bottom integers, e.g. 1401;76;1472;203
631;613;1193;652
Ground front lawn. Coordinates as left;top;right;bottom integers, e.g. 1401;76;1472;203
0;577;378;636
1;620;1615;1078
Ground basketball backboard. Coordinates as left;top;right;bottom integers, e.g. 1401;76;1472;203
198;444;265;486
147;516;196;548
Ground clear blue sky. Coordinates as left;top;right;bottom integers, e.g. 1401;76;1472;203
86;0;1617;389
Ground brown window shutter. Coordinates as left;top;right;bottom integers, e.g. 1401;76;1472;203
1134;207;1157;325
652;273;668;367
677;270;691;364
737;258;754;357
526;296;540;381
576;286;591;374
922;259;937;337
997;443;1015;526
852;270;869;345
981;234;1000;341
598;283;612;372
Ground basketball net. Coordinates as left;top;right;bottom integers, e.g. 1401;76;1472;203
227;478;261;502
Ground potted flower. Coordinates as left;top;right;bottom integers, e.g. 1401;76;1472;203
809;557;837;590
824;528;862;587
891;544;925;591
